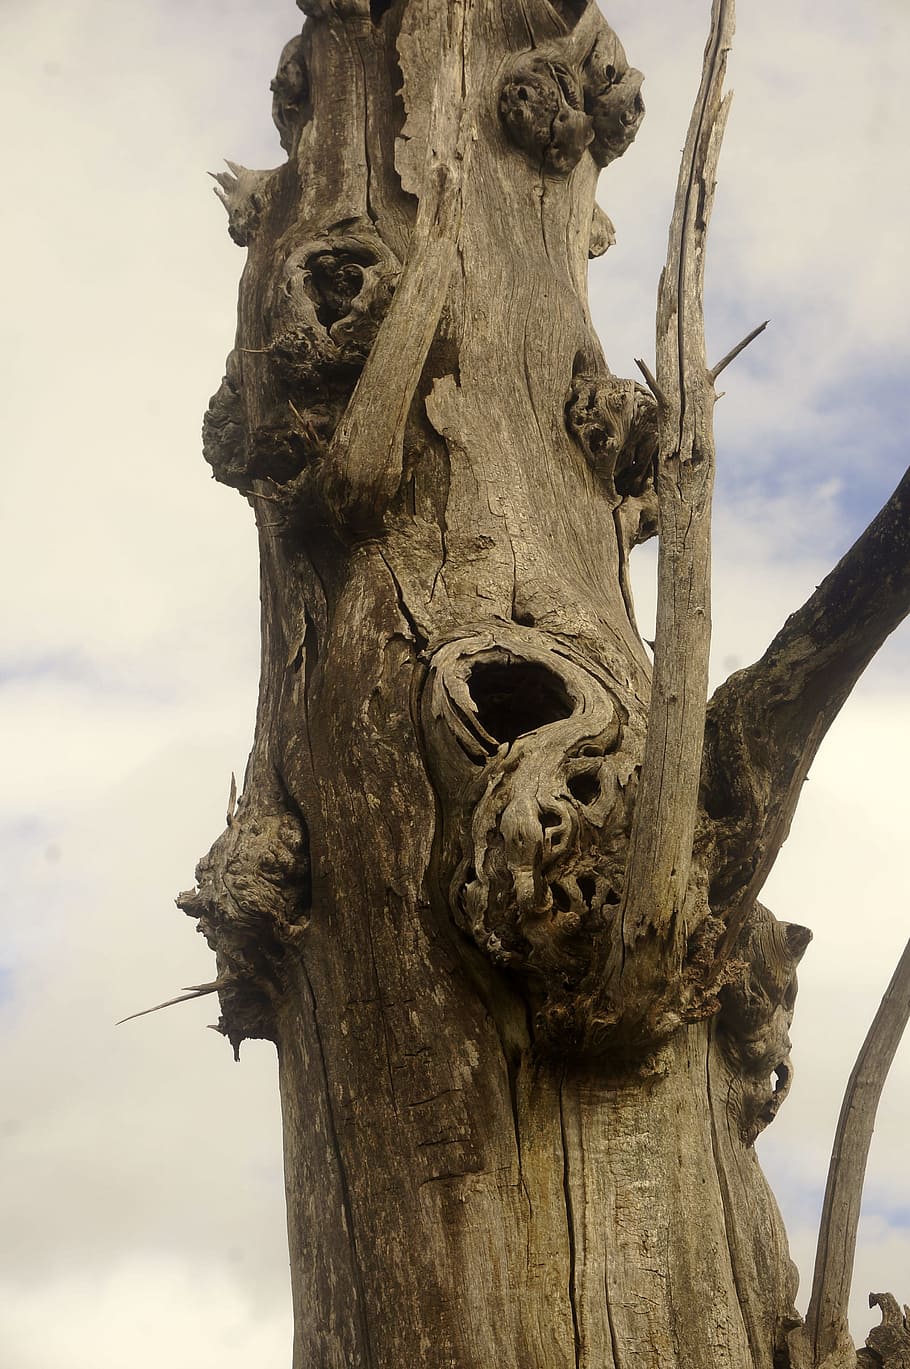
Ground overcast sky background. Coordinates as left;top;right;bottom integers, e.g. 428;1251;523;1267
1;1;908;1364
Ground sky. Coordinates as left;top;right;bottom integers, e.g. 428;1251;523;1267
1;0;908;1364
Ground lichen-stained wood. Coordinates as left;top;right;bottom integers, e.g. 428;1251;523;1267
182;0;910;1364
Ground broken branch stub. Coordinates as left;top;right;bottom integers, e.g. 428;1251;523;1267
859;1295;910;1368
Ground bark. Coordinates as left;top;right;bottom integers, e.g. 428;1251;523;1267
177;1;910;1364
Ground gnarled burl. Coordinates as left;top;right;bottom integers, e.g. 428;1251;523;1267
179;1;910;1365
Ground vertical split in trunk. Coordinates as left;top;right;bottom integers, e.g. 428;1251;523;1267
179;1;850;1364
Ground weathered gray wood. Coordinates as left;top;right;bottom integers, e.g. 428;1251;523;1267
317;0;473;535
700;461;910;952
793;936;910;1368
178;1;910;1363
859;1295;910;1368
603;0;735;1048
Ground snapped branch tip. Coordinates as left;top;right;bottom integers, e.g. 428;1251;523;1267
710;320;769;382
116;980;226;1027
634;357;668;408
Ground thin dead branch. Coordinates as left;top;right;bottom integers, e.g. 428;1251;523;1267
633;356;667;407
608;0;736;1016
116;979;228;1026
795;933;910;1366
710;319;769;380
701;462;910;944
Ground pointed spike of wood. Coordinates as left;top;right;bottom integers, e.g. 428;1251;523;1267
710;320;769;382
116;979;227;1026
633;357;667;408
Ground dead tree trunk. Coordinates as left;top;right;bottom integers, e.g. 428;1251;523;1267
178;1;910;1364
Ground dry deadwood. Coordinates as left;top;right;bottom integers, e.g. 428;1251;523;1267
420;625;645;1044
789;936;910;1369
167;0;910;1362
565;371;659;505
858;1295;910;1368
499;55;594;173
270;33;309;154
588;201;616;257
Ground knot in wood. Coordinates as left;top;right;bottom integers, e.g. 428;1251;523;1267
178;805;311;1051
271;35;309;155
203;350;250;489
585;65;645;168
499;57;593;175
716;903;812;1145
566;372;659;506
204;222;400;506
421;628;646;1049
271;228;400;386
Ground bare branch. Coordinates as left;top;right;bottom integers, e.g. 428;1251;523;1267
116;980;227;1026
607;0;736;1021
795;934;910;1367
700;462;910;937
710;319;769;381
633;356;667;407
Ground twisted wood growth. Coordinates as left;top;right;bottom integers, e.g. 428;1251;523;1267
859;1295;910;1368
180;0;910;1363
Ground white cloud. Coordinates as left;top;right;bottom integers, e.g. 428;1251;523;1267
0;1260;291;1369
2;0;908;1361
0;740;288;1269
758;690;910;1336
597;0;910;536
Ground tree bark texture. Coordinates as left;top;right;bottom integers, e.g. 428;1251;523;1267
181;1;910;1365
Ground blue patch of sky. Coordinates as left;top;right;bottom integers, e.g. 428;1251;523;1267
862;1199;910;1230
0;651;97;689
0;816;88;963
762;1149;910;1236
715;362;909;556
758;1157;827;1230
0;648;176;707
0;814;54;842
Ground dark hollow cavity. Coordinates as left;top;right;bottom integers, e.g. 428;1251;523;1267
468;659;574;744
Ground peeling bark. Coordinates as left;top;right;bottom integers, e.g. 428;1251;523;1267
177;0;910;1363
